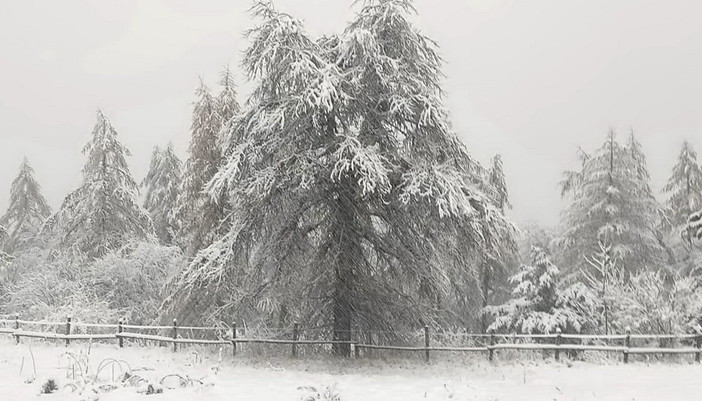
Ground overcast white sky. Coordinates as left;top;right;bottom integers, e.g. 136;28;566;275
1;0;701;227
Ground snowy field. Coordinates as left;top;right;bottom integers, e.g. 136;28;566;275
0;338;700;400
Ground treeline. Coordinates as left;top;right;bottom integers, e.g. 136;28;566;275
1;1;701;353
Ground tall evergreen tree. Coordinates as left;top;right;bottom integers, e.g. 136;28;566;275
174;81;225;257
663;141;702;243
0;158;51;254
627;132;675;265
142;144;182;245
488;155;511;212
478;154;517;332
44;111;153;258
163;0;515;355
557;131;665;276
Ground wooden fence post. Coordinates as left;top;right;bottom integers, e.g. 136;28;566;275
624;326;631;364
555;328;561;362
65;316;72;347
172;318;178;353
292;322;299;358
14;313;20;344
117;318;124;348
424;325;430;363
488;332;495;362
232;321;237;357
695;332;701;363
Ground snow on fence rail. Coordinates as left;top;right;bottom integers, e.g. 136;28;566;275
1;316;701;364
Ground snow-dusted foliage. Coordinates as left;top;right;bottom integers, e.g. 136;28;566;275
163;0;516;351
487;247;596;334
556;131;666;276
663;141;702;243
0;158;51;254
580;240;626;334
174;78;233;258
477;154;519;331
90;242;184;324
3;242;182;325
577;238;702;335
488;155;511;212
620;271;702;334
583;257;702;335
43;111;154;258
0;228;11;281
216;65;240;144
3;250;116;323
142;144;182;245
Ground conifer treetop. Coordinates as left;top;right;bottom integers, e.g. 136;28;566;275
44;110;153;258
663;140;702;238
0;157;51;253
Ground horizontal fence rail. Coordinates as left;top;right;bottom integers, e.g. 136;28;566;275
1;316;701;364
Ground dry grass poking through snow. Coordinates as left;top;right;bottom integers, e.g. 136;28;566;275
0;338;700;400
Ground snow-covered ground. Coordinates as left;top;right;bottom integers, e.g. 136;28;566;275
0;338;699;400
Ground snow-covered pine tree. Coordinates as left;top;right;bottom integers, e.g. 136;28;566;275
44;110;154;258
488;155;511;212
556;130;665;276
487;246;594;334
174;81;226;258
142;144;182;245
0;158;51;254
478;154;518;332
663;141;702;244
626;132;676;265
163;0;515;355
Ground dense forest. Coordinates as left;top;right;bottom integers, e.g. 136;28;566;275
2;1;702;356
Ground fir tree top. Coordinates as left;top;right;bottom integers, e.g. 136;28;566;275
44;110;153;258
557;130;664;274
663;141;702;239
0;157;51;253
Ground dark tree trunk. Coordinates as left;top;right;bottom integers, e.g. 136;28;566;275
332;275;353;356
331;188;357;357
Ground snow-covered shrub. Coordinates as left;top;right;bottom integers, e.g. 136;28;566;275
486;246;596;334
3;242;182;326
581;241;702;335
3;250;116;325
615;271;702;335
89;242;184;324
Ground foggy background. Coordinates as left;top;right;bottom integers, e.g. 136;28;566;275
1;0;701;227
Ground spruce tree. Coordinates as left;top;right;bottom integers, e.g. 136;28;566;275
557;131;665;276
142;144;182;245
44;110;153;258
174;81;225;257
488;246;594;334
663;141;702;243
0;158;51;254
164;0;515;355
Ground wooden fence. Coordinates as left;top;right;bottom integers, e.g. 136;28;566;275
1;315;701;364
